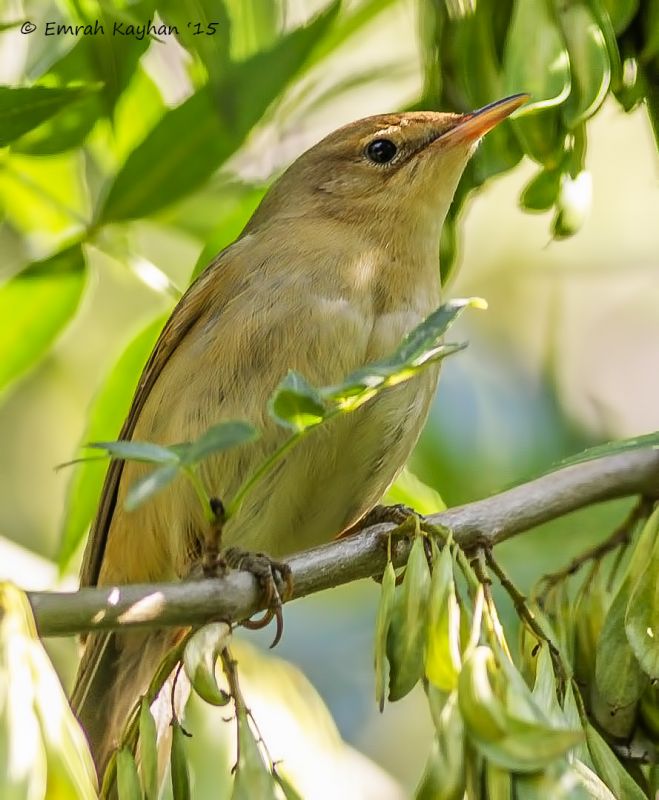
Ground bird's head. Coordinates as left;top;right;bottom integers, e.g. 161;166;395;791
246;94;527;245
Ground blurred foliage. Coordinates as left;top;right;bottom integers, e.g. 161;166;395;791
417;0;659;281
0;0;657;797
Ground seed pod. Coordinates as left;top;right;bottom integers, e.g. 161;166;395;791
374;560;396;711
386;535;432;701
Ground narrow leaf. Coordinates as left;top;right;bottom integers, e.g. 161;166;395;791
0;244;86;392
88;440;180;465
0;85;98;146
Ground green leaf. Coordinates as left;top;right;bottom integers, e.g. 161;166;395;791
374;560;396;711
599;0;638;34
387;535;432;700
325;299;482;411
514;759;589;800
425;543;462;692
88;440;181;465
268;371;327;432
414;694;465;800
0;244;86;393
138;699;158;800
571;760;617;800
0;85;98;146
594;575;646;737
503;0;571;112
556;1;611;129
274;771;304;800
475;718;583;774
585;724;647;800
58;316;165;569
158;0;231;92
385;467;446;515
116;748;141;800
124;463;181;512
170;721;191;800
625;508;659;679
531;644;563;724
547;430;659;471
54;3;153;116
179;421;260;465
231;709;278;800
520;168;562;211
98;2;339;222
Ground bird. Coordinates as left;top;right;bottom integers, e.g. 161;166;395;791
70;94;526;778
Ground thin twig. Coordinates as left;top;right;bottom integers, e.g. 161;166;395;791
539;497;652;593
27;447;659;639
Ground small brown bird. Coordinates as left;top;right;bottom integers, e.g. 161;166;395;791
71;95;526;775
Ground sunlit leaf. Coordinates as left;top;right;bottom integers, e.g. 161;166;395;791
58;316;165;569
0;244;86;393
385;467;446;514
269;371;327;432
324;299;482;410
98;2;339;222
425;543;461;692
0;85;98;146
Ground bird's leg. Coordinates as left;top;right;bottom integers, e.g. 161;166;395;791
222;548;293;647
201;497;227;577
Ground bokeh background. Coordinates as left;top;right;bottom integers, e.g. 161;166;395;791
0;0;657;797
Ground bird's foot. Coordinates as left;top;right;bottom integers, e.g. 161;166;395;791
358;502;421;530
222;548;293;648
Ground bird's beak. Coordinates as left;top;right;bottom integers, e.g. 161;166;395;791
438;94;529;147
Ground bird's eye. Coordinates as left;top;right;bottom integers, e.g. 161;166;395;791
365;139;397;164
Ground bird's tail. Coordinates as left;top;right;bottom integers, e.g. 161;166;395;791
70;629;178;781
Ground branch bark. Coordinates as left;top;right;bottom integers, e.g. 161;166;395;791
28;448;659;638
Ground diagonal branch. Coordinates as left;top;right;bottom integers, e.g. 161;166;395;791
28;448;659;638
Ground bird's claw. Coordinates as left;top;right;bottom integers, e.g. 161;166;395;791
222;548;292;648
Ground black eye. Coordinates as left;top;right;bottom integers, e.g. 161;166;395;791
365;139;397;164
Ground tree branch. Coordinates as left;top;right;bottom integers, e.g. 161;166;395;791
28;448;659;638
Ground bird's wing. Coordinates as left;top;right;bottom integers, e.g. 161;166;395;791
79;258;229;588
